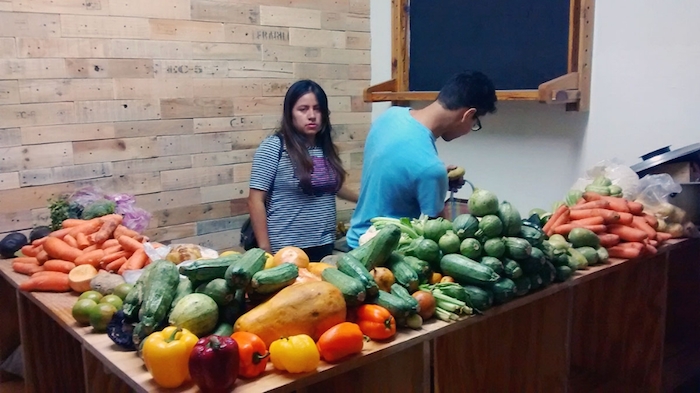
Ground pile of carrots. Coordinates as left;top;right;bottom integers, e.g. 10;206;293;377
11;214;151;292
543;192;673;260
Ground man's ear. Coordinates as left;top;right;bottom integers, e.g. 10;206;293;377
460;108;477;123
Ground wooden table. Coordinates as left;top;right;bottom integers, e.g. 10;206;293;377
1;238;698;393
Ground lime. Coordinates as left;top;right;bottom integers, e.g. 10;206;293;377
79;290;103;302
100;294;123;310
112;283;134;301
89;303;117;333
72;299;97;325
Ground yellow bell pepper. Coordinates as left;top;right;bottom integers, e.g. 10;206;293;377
269;334;320;373
142;326;198;388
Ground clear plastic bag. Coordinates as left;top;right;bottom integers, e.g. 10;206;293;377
570;159;642;200
634;174;682;216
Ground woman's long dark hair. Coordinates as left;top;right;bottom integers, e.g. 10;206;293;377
277;80;346;194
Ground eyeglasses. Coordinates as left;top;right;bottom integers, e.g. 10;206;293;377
471;116;482;132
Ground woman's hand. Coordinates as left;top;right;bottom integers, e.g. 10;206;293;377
337;185;359;203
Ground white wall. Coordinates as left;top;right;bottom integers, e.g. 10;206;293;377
369;0;700;213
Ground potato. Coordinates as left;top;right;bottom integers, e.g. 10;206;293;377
90;272;126;295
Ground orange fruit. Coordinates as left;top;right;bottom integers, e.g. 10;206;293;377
272;246;310;269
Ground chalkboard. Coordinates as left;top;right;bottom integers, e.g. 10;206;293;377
408;0;570;91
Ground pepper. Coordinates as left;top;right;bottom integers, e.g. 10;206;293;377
356;304;396;340
230;331;269;378
141;326;198;388
316;322;366;363
189;335;239;393
269;334;319;373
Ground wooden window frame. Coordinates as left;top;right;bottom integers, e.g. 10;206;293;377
363;0;596;111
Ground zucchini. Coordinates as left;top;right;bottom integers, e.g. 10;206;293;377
321;268;366;306
196;278;235;307
440;254;500;287
479;256;504;276
512;276;531;297
219;289;245;324
388;258;419;292
122;262;156;321
491;278;517;304
539;261;556;287
169;276;193;314
390;283;419;314
371;290;412;319
225;248;267;290
250;263;298;294
554;265;573;282
212;322;234;337
462;285;493;311
337;254;379;298
433;283;468;302
348;224;401;270
502;258;523;279
528;273;544;291
133;260;180;344
179;254;242;282
504;237;532;260
575;246;599;265
401;256;431;282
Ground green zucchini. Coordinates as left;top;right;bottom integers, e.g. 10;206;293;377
462;285;493;311
401;256;431;282
538;261;556;287
528;273;544;291
554;265;573;282
479;256;504;276
212;322;234;337
196;278;235;307
390;283;419;314
225;248;267;290
348;224;401;270
371;290;412;319
169;276;193;314
133;260;180;344
491;278;517;304
321;268;366;306
250;263;298;294
502;258;523;279
512;276;531;297
388;259;419;292
504;237;532;260
179;254;242;282
219;289;245;324
439;254;500;287
122;262;156;321
337;254;379;298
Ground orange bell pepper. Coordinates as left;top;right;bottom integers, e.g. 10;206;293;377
316;322;366;363
356;304;396;340
230;331;270;378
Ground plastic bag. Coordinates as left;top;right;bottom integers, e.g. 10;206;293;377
634;174;682;214
68;186;152;233
143;242;218;264
570;159;642;200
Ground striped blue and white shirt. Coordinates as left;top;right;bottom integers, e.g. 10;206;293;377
249;135;339;254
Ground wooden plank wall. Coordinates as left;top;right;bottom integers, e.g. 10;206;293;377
0;0;370;251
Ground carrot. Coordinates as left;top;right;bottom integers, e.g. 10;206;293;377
100;239;120;249
647;239;658;247
114;224;140;239
600;196;630;213
569;209;621;224
615;241;645;251
63;234;79;249
74;249;105;268
61;219;89;228
12;257;40;265
75;232;91;249
106;257;128;273
643;213;658;229
616;212;634;225
607;225;648;243
627;201;644;216
582;192;604;202
569;216;605;226
19;272;70;292
644;244;658;255
101;250;128;265
35;249;49;265
43;237;83;262
43;260;76;274
20;245;40;257
542;205;568;233
99;214;124;225
607;245;642;259
575;198;586;205
102;245;123;255
570;200;610;211
597;233;620;248
631;216;657;240
88;219;118;244
67;219;102;239
31;270;60;279
656;232;673;242
48;227;72;239
12;262;45;276
117;235;144;253
120;248;148;274
31;237;47;246
553;223;607;236
83;244;99;253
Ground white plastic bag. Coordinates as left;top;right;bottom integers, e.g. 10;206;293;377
571;159;642;200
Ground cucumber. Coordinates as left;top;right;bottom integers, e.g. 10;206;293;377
250;263;298;294
133;260;180;344
491;278;517;304
337;254;379;298
388;259;419;292
225;248;267;290
440;254;500;287
371;290;412;319
348;224;402;270
390;283;419;314
462;285;493;311
196;278;235;307
212;322;234;337
321;268;366;306
179;254;242;282
169;276;193;314
502;258;523;279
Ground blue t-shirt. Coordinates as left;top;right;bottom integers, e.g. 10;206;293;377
347;107;448;249
249;135;339;253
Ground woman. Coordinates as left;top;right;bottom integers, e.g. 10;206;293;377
247;80;358;261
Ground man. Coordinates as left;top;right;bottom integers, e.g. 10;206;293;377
346;71;497;249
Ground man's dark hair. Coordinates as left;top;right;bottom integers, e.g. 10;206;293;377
436;71;497;116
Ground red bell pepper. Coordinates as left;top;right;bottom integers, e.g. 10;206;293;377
188;335;239;393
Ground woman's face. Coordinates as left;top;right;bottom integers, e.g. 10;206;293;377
292;92;322;143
